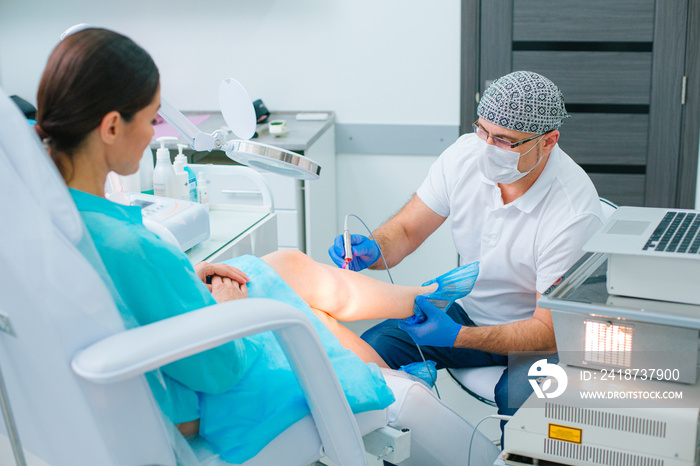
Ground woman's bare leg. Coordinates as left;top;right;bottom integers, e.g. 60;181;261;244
311;307;389;367
261;249;436;366
262;249;435;321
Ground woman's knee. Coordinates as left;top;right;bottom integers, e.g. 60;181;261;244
264;249;313;273
265;248;305;263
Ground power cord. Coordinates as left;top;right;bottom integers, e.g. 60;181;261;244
468;414;512;466
344;214;394;283
344;214;440;399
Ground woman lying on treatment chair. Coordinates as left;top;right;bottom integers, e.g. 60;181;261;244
36;28;478;463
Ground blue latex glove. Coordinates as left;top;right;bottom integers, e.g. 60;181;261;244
398;296;462;347
328;234;380;271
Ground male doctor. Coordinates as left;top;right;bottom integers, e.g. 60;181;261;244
329;71;604;441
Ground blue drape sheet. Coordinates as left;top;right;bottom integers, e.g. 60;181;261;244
197;255;395;463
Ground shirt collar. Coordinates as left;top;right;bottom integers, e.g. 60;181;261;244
480;144;562;213
69;188;144;224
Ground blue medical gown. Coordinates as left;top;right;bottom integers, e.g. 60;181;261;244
70;189;394;463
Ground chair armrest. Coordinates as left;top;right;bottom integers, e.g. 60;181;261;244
72;298;295;383
72;298;367;465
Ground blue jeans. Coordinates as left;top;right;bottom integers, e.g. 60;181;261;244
361;302;558;448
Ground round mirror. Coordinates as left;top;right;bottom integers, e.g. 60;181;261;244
219;78;257;140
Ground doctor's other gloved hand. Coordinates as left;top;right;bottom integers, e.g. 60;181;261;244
328;234;380;271
398;296;462;347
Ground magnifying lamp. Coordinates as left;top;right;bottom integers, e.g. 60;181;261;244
158;79;321;180
61;24;321;180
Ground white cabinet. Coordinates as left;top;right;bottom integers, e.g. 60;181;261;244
273;209;302;249
300;125;336;266
259;124;336;265
259;172;303;249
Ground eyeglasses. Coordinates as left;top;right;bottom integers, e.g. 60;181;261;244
472;120;546;150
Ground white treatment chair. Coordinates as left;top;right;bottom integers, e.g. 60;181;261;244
0;87;499;466
447;198;618;407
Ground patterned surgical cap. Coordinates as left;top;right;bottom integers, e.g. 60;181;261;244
477;71;569;134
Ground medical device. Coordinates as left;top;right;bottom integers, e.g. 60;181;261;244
106;173;210;252
584;206;700;305
502;366;700;466
498;248;700;466
343;216;353;269
132;193;210;251
343;214;393;282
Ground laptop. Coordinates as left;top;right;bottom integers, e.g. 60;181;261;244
584;206;700;305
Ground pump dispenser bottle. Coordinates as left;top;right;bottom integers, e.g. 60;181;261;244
197;171;209;211
153;137;177;197
172;147;190;201
175;144;198;202
121;171;141;192
139;146;155;194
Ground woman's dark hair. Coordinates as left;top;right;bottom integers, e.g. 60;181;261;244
36;28;159;157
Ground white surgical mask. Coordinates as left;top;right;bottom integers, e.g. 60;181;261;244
476;136;544;184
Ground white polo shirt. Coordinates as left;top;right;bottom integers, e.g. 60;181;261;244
417;133;603;327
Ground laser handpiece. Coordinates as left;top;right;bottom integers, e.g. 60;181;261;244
343;216;352;269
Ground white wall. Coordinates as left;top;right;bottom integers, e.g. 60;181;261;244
0;0;461;125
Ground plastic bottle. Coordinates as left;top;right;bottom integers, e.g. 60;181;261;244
121;172;141;192
176;144;198;202
172;149;190;201
139;146;155;194
197;172;209;211
153;137;177;197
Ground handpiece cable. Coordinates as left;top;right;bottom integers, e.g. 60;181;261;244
468;414;512;466
345;214;440;399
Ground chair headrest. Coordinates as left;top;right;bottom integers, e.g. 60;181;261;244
0;86;83;244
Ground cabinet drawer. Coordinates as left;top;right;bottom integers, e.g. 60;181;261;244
260;172;302;210
276;210;301;248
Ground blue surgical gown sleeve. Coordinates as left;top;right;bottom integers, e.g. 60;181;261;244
71;190;258;395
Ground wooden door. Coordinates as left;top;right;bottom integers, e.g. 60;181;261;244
461;0;699;208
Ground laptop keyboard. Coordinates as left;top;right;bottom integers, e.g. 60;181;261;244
643;211;700;253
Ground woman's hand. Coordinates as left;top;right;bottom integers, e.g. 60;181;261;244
211;275;248;303
194;261;249;291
